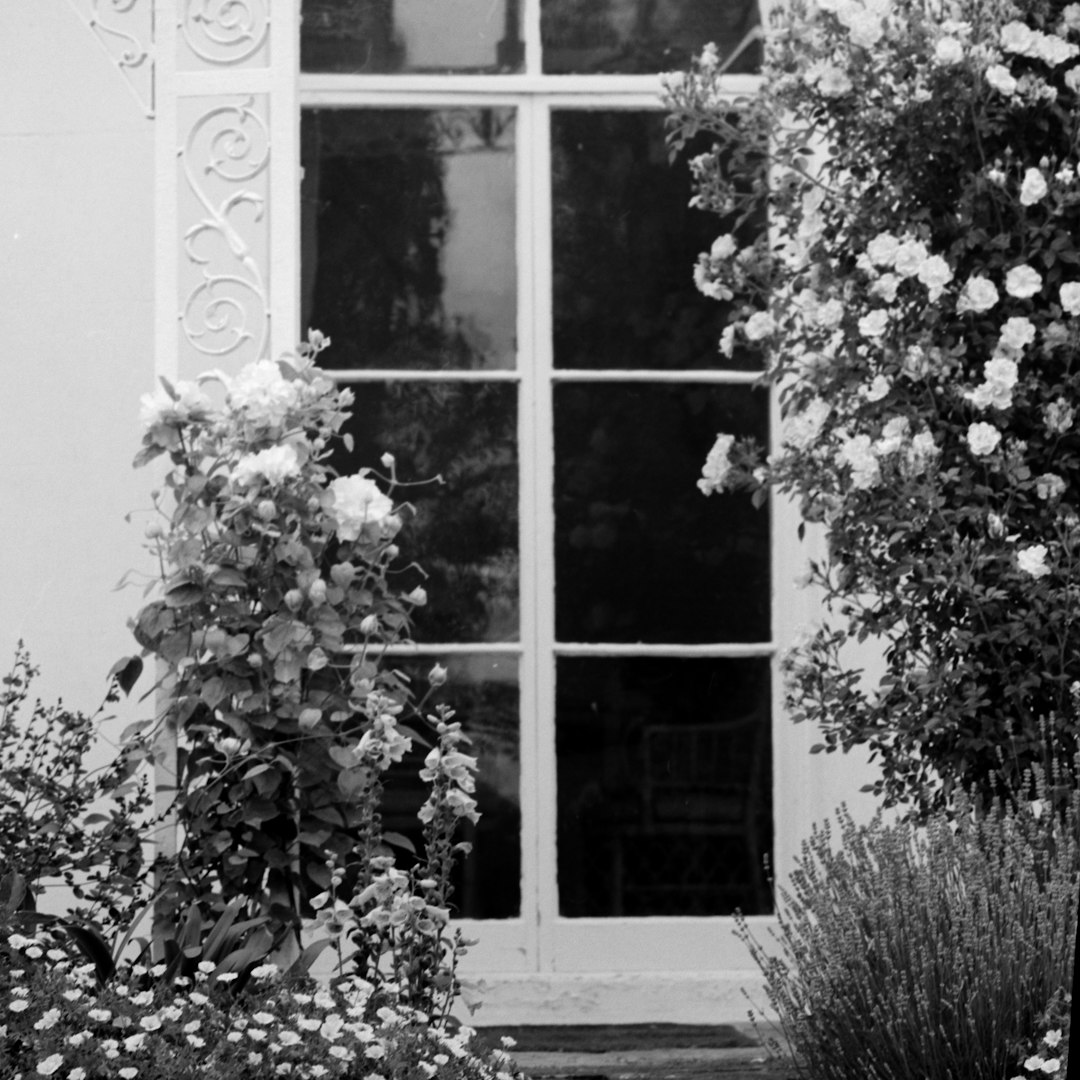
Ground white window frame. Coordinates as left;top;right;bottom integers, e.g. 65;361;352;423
156;0;871;1024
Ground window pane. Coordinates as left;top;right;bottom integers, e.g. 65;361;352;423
337;381;519;643
381;655;521;919
542;0;761;75
556;657;772;916
301;109;517;371
552;110;762;372
555;383;769;644
301;0;524;74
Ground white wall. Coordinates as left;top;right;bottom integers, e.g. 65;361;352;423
0;4;155;815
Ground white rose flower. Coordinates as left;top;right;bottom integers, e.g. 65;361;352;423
228;360;301;426
837;433;881;490
863;374;892;401
916;254;954;300
139;380;211;431
1034;33;1078;66
933;36;964;64
893;239;930;278
818;66;854;96
1059;282;1080;315
698;433;736;495
1004;264;1043;299
814;298;846;329
1017;544;1051;578
906;430;939;474
744;311;776;341
1000;21;1035;55
232;444;301;488
843;9;885;48
710;233;738;260
996;316;1036;355
956;275;999;314
1066;65;1080;92
986;64;1018;95
866;233;900;266
876;415;910;455
858;309;890;338
1036;473;1066;500
966;421;1002;456
1020;167;1049;206
1045;397;1076;434
327;473;395;541
870;273;900;302
719;325;736;358
783;397;832;450
36;1056;65;1077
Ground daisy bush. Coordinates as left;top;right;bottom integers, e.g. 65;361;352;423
0;926;522;1080
665;0;1080;810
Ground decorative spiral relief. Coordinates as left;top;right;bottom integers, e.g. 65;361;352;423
180;0;271;67
67;0;155;117
180;98;271;361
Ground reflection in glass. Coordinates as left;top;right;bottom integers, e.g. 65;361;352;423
542;0;761;74
552;110;763;372
557;657;772;916
554;383;769;644
301;0;524;74
337;381;519;644
301;109;517;371
380;655;521;919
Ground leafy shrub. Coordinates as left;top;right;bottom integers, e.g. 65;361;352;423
0;647;151;932
665;0;1080;809
740;782;1079;1080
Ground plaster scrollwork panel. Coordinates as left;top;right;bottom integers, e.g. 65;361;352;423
179;0;271;69
66;0;155;117
178;95;271;376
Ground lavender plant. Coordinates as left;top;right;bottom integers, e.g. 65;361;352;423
739;777;1080;1080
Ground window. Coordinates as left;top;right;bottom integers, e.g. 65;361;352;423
297;0;771;982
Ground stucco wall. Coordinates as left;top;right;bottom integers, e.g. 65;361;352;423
0;5;154;775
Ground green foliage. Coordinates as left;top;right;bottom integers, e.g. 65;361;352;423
0;647;152;933
665;0;1080;809
740;780;1079;1080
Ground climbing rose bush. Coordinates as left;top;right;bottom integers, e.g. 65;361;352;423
665;0;1080;810
128;333;480;999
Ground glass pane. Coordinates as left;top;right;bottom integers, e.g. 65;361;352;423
301;0;524;74
555;383;769;644
556;657;772;916
337;381;519;644
301;109;517;371
380;655;521;919
542;0;761;75
552;110;763;371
